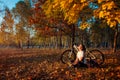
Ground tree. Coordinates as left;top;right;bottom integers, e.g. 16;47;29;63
89;20;114;48
31;0;72;48
94;0;120;52
42;0;120;52
12;0;33;48
42;0;96;47
0;7;15;47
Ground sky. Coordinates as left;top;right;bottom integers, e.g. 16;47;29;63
0;0;20;10
0;0;21;22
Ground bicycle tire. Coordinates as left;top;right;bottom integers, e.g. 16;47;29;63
61;49;76;64
89;49;104;65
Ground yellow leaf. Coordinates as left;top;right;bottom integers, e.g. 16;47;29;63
107;1;115;10
98;0;103;3
60;1;66;9
52;2;58;8
99;11;104;18
102;4;107;10
115;17;119;22
110;21;117;28
107;18;111;25
68;0;73;3
73;4;77;8
65;71;70;75
80;22;90;29
70;11;75;16
105;12;110;16
81;0;86;3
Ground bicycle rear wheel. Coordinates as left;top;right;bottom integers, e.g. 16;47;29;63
61;50;76;64
89;49;104;65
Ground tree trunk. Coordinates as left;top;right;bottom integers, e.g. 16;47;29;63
59;30;62;49
27;37;30;48
71;24;75;47
18;40;23;50
113;27;118;53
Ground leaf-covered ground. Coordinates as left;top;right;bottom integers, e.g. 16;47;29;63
0;48;120;80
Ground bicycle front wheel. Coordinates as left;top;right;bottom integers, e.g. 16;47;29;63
61;50;76;64
89;49;104;65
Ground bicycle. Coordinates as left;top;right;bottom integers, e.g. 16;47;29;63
61;44;104;67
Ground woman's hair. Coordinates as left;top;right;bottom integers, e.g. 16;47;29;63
81;44;86;51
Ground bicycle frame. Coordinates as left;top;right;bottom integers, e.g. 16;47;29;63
86;50;96;60
61;44;104;65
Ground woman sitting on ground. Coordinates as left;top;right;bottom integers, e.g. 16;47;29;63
72;44;88;68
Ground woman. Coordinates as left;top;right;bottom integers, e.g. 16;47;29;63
72;44;87;68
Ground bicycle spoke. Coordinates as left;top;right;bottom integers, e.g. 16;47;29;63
61;50;76;64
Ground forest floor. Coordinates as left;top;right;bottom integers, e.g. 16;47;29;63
0;48;120;80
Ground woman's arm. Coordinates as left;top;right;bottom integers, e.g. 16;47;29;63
73;58;79;65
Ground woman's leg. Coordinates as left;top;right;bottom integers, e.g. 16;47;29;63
73;58;79;65
78;62;88;68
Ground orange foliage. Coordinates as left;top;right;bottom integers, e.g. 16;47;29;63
0;49;120;79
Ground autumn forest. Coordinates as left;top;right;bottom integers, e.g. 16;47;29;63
0;0;119;51
0;0;120;79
